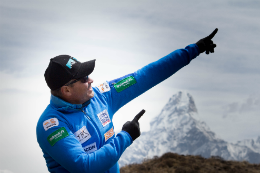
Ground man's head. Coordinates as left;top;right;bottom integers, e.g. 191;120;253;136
45;55;96;104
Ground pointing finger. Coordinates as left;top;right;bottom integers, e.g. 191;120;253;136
132;109;146;123
207;28;218;40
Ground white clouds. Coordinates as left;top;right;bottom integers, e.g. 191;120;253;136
0;71;47;92
0;81;50;173
0;170;14;173
209;95;260;142
223;95;260;118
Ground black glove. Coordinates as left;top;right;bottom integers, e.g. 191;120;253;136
196;28;218;54
122;109;145;141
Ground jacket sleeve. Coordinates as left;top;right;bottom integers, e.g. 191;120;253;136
99;44;200;115
37;118;132;173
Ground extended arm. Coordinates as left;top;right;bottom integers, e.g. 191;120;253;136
100;29;218;115
103;44;200;114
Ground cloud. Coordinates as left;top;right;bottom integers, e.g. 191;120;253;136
0;170;13;173
223;95;260;118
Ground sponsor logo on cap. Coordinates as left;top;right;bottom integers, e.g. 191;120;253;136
74;126;91;144
83;142;97;154
97;82;110;93
66;58;77;69
97;110;111;127
104;127;114;142
43;118;59;131
47;127;69;146
113;76;136;92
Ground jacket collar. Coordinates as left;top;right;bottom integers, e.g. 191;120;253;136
50;95;90;111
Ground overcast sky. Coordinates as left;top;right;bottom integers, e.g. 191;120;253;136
1;0;260;173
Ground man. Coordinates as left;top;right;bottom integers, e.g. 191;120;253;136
36;28;218;173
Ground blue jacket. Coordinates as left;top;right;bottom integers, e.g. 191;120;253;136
36;44;200;173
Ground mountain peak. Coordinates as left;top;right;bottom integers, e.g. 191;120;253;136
164;91;198;114
119;91;260;167
150;91;199;130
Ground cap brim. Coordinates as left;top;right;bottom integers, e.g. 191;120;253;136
75;59;96;79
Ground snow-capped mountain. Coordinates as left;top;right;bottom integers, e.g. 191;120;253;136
119;91;260;167
236;137;260;153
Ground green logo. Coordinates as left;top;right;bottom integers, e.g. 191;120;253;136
47;127;69;146
113;76;137;92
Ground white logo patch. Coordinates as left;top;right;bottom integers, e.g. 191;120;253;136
43;118;59;131
74;126;91;144
83;142;97;154
97;110;111;127
97;82;110;93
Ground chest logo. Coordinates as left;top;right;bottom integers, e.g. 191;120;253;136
97;110;111;127
104;127;114;142
83;142;97;154
74;126;91;144
43;118;59;131
97;82;110;93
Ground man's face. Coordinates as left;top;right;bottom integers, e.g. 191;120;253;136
68;77;94;104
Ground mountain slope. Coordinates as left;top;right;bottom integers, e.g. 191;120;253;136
236;137;260;153
119;91;260;167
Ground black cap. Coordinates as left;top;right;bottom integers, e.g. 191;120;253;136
44;55;95;90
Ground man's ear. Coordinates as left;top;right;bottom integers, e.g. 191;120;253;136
60;86;72;97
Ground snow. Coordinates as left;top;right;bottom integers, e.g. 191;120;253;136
119;91;260;167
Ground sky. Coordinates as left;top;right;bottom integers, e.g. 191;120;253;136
1;0;260;172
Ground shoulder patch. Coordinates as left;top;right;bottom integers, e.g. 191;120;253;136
113;76;136;92
83;142;97;154
47;127;69;146
97;110;111;127
74;126;91;144
104;127;115;142
43;118;59;131
97;82;110;93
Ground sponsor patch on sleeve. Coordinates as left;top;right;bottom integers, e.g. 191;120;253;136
113;76;137;92
97;82;110;93
83;142;97;154
43;118;59;131
74;126;91;144
97;110;111;127
47;127;69;146
104;127;115;142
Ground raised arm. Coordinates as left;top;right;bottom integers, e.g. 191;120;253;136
96;28;218;117
98;44;199;115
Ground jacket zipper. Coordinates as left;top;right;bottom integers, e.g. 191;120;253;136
81;109;103;148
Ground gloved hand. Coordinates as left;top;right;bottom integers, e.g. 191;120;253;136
196;28;218;54
122;109;145;141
